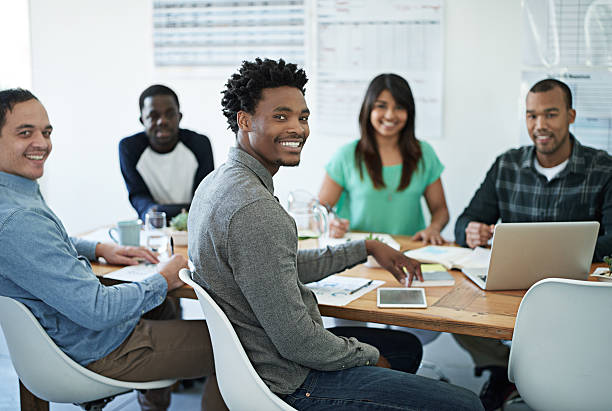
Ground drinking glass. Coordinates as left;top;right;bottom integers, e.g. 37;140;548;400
145;211;169;256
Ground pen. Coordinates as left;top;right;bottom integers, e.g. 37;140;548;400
348;279;373;295
170;236;174;256
403;266;409;287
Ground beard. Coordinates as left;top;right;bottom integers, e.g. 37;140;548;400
534;132;567;155
275;158;301;167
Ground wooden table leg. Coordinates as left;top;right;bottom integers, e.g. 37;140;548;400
19;380;49;411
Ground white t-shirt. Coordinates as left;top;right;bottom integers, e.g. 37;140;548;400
533;157;569;182
136;142;198;204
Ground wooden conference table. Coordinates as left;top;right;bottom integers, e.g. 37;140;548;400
93;235;547;341
23;235;603;410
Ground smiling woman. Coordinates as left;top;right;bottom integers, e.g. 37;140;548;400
318;74;450;244
0;90;52;181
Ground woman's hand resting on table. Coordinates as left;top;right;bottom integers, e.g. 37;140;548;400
411;225;447;245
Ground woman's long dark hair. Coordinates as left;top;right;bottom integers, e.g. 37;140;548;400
355;73;422;191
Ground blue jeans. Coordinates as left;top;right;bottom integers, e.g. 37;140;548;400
283;366;483;410
328;327;422;374
283;327;483;410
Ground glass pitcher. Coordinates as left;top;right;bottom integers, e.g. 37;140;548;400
287;190;329;242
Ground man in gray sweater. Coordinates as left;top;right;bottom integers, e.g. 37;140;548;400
188;58;483;410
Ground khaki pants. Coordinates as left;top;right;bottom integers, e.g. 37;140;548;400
86;299;227;411
453;333;510;369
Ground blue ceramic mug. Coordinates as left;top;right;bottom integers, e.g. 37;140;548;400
108;220;141;246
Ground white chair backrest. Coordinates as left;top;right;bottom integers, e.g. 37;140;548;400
0;296;175;404
179;269;296;411
508;278;612;411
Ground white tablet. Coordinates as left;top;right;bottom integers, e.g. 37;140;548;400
377;287;427;308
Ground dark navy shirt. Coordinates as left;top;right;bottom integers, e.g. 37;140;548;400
119;128;214;220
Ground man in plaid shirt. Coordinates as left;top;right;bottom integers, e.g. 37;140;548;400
453;78;612;410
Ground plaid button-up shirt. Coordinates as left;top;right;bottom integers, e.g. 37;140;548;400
455;137;612;261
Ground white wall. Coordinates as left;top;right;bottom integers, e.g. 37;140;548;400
0;0;31;90
27;0;523;238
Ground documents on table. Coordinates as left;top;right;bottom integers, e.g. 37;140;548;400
320;232;401;268
306;275;384;306
103;263;160;282
590;267;612;282
103;260;195;283
411;264;455;287
320;232;401;250
405;246;491;270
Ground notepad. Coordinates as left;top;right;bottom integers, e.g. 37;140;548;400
404;246;490;270
319;232;400;250
411;265;455;286
306;275;384;306
590;267;612;282
103;263;160;282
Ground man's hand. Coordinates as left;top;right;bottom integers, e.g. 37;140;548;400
365;240;423;286
157;254;188;291
375;354;391;368
411;226;446;245
95;243;159;265
465;222;495;248
329;217;350;238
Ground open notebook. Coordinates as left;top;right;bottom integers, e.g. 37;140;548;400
404;246;491;270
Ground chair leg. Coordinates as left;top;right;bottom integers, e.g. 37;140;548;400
19;380;49;411
78;397;115;411
419;360;450;382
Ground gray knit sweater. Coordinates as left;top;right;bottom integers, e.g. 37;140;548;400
188;147;380;394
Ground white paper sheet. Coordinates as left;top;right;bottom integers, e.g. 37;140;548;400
306;275;384;306
315;0;444;139
523;0;612;67
103;263;161;282
320;232;400;250
102;260;194;283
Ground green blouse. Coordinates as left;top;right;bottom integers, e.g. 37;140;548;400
325;140;444;236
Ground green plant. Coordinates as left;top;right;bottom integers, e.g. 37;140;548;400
366;233;385;243
170;209;188;231
604;256;612;271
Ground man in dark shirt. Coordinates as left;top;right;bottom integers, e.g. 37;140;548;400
119;85;214;221
454;78;612;410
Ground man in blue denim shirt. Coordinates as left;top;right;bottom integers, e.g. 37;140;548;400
0;89;227;411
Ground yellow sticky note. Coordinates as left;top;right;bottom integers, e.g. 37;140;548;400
421;264;447;272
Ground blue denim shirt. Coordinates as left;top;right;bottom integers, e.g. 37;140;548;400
0;171;168;365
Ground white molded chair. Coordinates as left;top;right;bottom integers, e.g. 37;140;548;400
179;269;296;411
508;278;612;411
0;296;176;407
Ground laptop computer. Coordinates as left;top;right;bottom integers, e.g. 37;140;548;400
462;221;599;290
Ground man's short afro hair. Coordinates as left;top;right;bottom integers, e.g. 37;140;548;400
221;58;308;133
